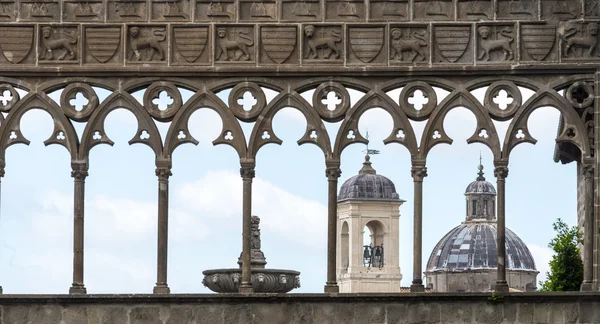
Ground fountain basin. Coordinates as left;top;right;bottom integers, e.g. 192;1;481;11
202;268;300;293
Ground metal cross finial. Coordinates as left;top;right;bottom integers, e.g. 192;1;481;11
363;130;380;156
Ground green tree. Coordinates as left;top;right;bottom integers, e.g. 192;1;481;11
539;218;583;291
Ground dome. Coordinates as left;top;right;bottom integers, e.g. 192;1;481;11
338;155;401;202
465;164;496;195
426;222;537;273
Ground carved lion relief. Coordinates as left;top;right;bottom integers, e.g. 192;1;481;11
559;21;600;59
215;26;255;62
389;26;428;64
38;25;79;62
127;25;167;62
303;25;343;62
476;25;515;62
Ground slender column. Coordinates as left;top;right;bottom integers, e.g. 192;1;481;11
410;159;426;292
69;162;88;294
594;70;600;291
324;163;341;293
494;161;509;293
239;163;255;293
0;164;4;295
582;162;595;291
153;161;171;294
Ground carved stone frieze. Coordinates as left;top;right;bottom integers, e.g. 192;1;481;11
127;25;168;62
171;25;210;65
414;0;454;21
196;0;235;21
84;26;123;64
108;0;147;21
559;21;600;60
38;25;80;63
458;0;493;20
541;0;581;21
0;1;16;22
240;0;277;21
520;23;558;62
151;0;191;21
0;26;36;65
63;1;104;22
585;0;600;18
476;24;516;63
347;26;385;64
259;25;298;64
215;25;255;62
497;0;539;20
326;0;365;21
433;24;473;63
302;24;343;63
369;0;408;21
282;0;320;21
389;25;429;64
20;0;60;21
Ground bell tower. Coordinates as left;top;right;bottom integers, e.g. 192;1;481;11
336;155;404;293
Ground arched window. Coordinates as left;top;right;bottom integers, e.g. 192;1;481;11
341;221;349;273
363;221;385;268
472;199;477;215
483;199;488;216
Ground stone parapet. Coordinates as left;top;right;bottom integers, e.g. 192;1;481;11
0;293;599;324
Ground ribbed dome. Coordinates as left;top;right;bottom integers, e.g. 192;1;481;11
338;156;400;202
465;164;496;195
426;223;537;272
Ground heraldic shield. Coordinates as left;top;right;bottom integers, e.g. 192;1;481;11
349;27;384;63
435;25;471;63
261;26;297;64
174;27;208;63
86;27;121;64
0;26;34;64
521;24;556;61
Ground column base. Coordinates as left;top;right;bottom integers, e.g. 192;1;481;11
324;283;339;293
69;284;87;295
494;282;509;293
239;283;253;294
153;284;170;294
410;283;425;293
580;282;594;292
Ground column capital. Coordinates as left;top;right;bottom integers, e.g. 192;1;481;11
71;162;89;180
240;166;255;179
411;160;427;181
155;167;172;181
325;167;341;180
581;163;594;179
493;166;509;180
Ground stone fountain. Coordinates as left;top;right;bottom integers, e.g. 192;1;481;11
202;216;301;293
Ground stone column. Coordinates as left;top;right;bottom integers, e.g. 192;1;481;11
582;162;595;291
153;161;172;294
594;70;600;291
0;164;4;294
494;161;509;293
69;162;88;294
410;159;426;292
239;163;255;294
324;163;341;293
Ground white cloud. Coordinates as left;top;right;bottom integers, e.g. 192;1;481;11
176;170;327;248
526;242;554;286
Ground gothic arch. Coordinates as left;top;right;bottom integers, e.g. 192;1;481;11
164;90;247;159
79;91;162;161
248;91;331;160
334;90;418;159
420;89;501;160
0;91;79;162
502;89;591;160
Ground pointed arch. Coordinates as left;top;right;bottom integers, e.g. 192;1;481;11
334;90;418;159
79;91;162;161
420;90;502;160
164;89;247;159
247;91;332;160
0;91;79;161
502;89;590;159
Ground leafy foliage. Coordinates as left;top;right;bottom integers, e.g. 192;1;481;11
539;218;583;291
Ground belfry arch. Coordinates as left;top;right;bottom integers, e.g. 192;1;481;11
0;0;596;300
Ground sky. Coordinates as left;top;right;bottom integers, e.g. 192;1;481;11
0;82;575;294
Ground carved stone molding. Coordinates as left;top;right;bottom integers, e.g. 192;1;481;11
240;166;256;179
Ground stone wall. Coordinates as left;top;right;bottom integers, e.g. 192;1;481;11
0;293;599;324
426;269;537;292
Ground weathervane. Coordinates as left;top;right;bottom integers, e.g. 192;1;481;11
363;130;381;156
